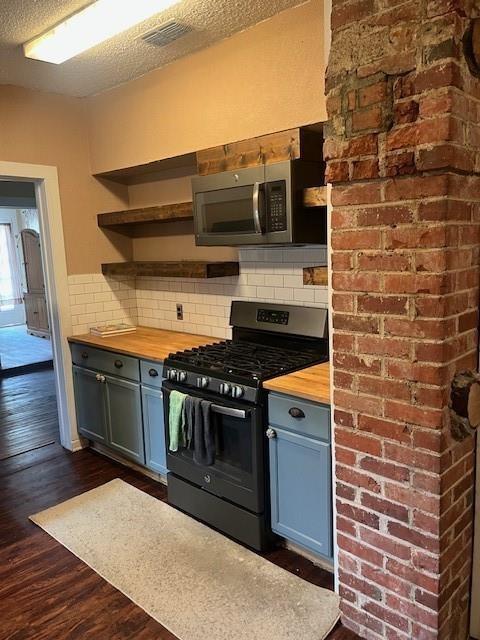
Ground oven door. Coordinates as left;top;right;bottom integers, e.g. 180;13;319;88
192;165;268;246
163;383;265;514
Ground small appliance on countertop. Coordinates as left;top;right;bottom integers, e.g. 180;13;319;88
162;300;329;550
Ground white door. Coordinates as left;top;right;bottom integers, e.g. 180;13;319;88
0;209;26;327
472;433;480;639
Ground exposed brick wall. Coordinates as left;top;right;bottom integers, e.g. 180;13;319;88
326;1;480;638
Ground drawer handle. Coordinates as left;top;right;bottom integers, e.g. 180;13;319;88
81;351;88;359
289;407;305;419
148;368;159;377
114;360;123;369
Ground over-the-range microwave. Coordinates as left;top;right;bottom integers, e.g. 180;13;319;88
191;159;327;246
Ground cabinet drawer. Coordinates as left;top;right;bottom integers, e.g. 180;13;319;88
71;343;139;381
268;393;330;442
140;360;163;388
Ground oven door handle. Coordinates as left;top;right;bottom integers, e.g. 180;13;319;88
211;404;247;419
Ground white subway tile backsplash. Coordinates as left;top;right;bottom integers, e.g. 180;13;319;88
68;247;327;338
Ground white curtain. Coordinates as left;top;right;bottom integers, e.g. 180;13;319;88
0;224;23;306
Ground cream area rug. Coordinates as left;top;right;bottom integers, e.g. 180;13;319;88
30;479;340;640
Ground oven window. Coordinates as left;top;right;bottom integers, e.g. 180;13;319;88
196;185;259;234
177;408;253;485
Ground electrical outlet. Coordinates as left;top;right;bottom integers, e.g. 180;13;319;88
176;303;183;320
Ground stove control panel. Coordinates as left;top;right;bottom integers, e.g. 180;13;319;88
164;367;257;403
257;308;289;326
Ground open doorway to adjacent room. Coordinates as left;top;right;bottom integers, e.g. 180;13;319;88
0;181;53;375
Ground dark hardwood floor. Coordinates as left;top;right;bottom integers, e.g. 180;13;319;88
0;369;59;460
0;370;360;640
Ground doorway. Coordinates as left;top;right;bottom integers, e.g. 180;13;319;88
0;162;78;453
0;197;53;373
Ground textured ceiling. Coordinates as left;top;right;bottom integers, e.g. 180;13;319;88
0;0;307;97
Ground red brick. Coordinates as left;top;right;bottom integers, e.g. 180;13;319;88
337;501;380;529
352;106;383;132
386;558;440;593
333;272;382;292
384;175;448;201
352;158;379;180
357;335;411;358
337;482;356;501
334;352;382;375
394;99;419;124
358;81;388;107
336;428;383;456
361;563;412;598
385;441;441;473
363;600;410;632
360;527;411;561
335;410;355;428
339;569;383;600
357;252;411;272
361;492;410;523
332;228;382;250
326;161;350;183
385;594;438;629
331;183;382;207
336;464;381;493
337;533;384;567
385;151;416;176
357;294;408;315
358;413;412;441
384;225;449;250
334;313;380;334
357;204;412;226
384;400;444;429
331;0;375;30
384;483;440;515
388;521;440;553
384;318;455;340
357;376;411;403
359;456;410;482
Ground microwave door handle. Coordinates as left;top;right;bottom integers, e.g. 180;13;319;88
211;404;247;419
252;182;264;234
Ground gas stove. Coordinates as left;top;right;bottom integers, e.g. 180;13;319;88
164;301;329;403
163;300;329;551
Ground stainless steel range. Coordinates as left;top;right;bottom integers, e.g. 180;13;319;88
162;301;329;550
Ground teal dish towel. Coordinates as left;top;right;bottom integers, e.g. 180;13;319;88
169;390;187;452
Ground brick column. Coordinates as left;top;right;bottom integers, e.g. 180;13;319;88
326;1;480;638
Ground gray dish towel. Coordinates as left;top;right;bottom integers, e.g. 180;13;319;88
182;396;215;466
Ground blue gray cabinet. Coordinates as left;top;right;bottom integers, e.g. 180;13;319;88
105;375;145;465
142;386;167;475
268;393;332;560
71;346;145;466
73;365;108;443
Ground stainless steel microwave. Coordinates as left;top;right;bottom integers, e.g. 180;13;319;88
192;159;326;246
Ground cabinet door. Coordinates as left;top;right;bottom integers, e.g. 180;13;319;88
142;386;167;475
72;365;108;443
105;375;145;465
269;427;332;558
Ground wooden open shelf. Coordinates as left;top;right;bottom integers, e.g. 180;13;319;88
101;261;240;279
98;202;193;235
93;152;197;185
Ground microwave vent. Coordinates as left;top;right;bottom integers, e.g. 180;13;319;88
140;21;193;48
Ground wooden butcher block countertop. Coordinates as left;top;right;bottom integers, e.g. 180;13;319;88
68;326;215;362
263;361;331;405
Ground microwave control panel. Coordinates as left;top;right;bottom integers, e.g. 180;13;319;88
266;181;287;232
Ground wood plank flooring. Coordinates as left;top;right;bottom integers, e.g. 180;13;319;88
0;370;360;640
0;370;59;460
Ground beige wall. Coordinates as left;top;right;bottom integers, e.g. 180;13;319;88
0;84;131;274
86;0;326;174
0;0;325;273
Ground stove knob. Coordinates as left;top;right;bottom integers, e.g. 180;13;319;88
197;376;209;389
167;369;177;381
231;385;244;399
219;383;231;396
178;371;187;383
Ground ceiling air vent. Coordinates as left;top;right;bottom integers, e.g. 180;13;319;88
140;21;193;48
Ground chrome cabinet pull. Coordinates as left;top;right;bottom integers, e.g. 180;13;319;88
266;428;277;439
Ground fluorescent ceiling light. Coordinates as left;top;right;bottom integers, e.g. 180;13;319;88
24;0;180;64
